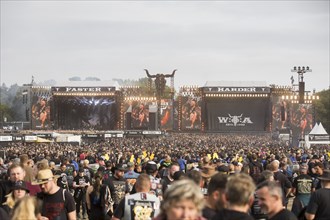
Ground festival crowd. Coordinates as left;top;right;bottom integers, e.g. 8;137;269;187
0;133;329;220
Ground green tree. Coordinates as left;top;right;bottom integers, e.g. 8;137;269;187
0;84;25;123
314;89;330;133
0;104;14;124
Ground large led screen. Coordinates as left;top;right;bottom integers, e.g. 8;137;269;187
206;98;268;132
160;99;173;130
272;96;313;140
291;103;313;139
131;101;150;129
56;96;117;130
181;97;202;130
32;96;51;129
272;98;291;131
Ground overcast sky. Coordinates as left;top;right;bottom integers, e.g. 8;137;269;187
1;0;329;92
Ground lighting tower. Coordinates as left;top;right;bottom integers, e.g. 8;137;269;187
291;66;312;104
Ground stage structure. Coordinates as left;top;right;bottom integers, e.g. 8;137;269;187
51;82;119;130
120;85;158;130
277;66;319;146
178;86;203;131
200;82;271;132
20;69;319;137
145;69;176;130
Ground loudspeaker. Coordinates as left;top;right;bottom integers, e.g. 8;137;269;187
149;113;156;130
125;113;132;130
299;82;305;104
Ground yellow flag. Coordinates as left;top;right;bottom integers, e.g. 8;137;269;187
238;156;243;163
130;155;135;163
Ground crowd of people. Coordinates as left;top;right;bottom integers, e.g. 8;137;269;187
0;133;329;220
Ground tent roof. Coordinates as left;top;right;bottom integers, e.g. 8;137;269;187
36;137;52;143
309;122;328;135
309;123;320;135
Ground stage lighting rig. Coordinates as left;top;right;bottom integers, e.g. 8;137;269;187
291;66;312;104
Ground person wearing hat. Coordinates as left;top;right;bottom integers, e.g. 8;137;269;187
33;169;76;220
1;180;30;217
291;163;315;216
73;168;90;219
107;164;129;212
305;169;330;220
0;164;26;205
102;161;113;186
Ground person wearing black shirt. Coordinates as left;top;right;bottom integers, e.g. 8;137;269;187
107;164;129;212
291;164;314;216
202;173;228;220
256;181;297;220
160;162;180;194
33;169;76;220
0;164;26;205
55;163;69;190
305;169;330;220
73;168;90;219
270;160;292;207
86;173;112;220
211;173;255;220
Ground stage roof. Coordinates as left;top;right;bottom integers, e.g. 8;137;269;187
203;81;268;87
54;80;120;90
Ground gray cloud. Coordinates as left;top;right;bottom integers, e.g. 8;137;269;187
1;1;329;91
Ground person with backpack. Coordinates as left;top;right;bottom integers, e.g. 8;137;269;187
33;169;76;220
249;154;264;183
86;173;112;220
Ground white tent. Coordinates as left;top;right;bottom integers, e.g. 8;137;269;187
309;123;320;135
313;122;328;135
305;122;330;148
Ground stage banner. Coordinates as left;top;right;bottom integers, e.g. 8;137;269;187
31;96;51;129
181;97;202;130
160;99;173;130
206;98;268;131
131;101;150;129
